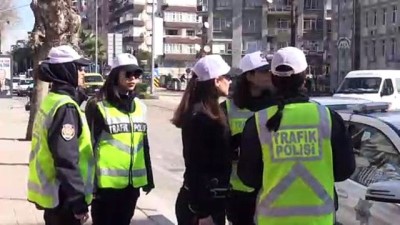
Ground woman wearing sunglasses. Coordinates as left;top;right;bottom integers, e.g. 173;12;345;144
85;53;154;225
172;55;233;225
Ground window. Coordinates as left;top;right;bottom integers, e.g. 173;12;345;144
304;18;317;30
383;8;387;25
382;79;394;96
365;11;369;27
364;41;369;57
393;5;397;23
246;41;259;53
186;30;195;36
382;40;386;56
373;9;377;25
166;29;178;35
245;0;260;7
391;38;397;57
216;0;230;8
304;0;318;9
213;17;227;31
277;18;290;28
245;19;257;32
347;122;400;187
395;78;400;93
372;40;376;60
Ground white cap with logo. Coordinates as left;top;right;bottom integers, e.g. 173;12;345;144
111;53;143;73
43;45;91;65
271;47;308;77
240;51;270;74
192;55;231;81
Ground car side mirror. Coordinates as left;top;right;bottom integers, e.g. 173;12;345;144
365;180;400;204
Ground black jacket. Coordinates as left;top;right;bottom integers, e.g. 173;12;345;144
237;103;356;191
38;62;89;214
84;93;154;192
181;103;232;218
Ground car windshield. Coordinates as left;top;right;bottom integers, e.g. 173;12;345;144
336;77;382;94
20;80;33;85
12;78;20;83
85;76;103;83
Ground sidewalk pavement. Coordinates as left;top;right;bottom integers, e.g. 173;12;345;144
0;98;167;225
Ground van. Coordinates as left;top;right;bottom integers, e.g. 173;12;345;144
334;70;400;110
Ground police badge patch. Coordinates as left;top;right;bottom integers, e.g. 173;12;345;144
61;124;75;141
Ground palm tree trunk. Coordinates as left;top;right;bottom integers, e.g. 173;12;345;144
25;0;81;140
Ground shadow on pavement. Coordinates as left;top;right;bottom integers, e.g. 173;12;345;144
0;162;28;166
0;137;28;142
146;215;175;225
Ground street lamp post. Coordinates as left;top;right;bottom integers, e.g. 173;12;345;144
290;0;297;47
95;0;98;73
150;0;156;95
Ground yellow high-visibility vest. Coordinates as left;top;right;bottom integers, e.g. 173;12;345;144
255;102;334;225
27;92;94;208
96;98;148;189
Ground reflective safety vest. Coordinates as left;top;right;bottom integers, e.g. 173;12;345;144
255;103;335;225
27;92;94;209
96;98;148;189
226;99;255;193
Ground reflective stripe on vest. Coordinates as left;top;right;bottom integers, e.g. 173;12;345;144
255;103;334;224
226;99;255;193
96;99;148;189
27;93;94;208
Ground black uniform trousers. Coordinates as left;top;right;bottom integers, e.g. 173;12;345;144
91;186;140;225
43;207;81;225
175;187;226;225
226;190;257;225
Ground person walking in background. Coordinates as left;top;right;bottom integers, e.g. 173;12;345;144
220;51;275;225
85;53;154;225
172;55;233;225
27;45;94;225
238;47;355;225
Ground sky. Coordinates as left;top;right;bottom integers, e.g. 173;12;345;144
2;0;34;52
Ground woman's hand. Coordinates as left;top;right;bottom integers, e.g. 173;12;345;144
198;216;215;225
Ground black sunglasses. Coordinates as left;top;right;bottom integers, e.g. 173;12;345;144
125;71;142;79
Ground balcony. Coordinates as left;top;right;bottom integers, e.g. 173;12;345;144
196;5;209;16
163;53;196;61
164;21;200;29
112;19;145;31
164;36;201;44
122;33;145;43
267;5;291;15
265;28;290;38
112;0;145;17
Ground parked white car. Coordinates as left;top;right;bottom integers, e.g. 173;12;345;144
17;78;33;96
317;100;400;225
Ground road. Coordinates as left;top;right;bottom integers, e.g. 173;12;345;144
7;92;185;224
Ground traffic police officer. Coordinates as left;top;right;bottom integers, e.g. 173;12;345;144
221;51;275;225
85;53;154;225
237;47;355;225
27;45;93;225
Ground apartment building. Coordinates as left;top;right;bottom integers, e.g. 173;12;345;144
160;4;202;73
85;0;110;42
359;1;400;70
197;0;264;66
264;0;329;77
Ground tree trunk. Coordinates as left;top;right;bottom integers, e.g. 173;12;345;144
25;0;82;140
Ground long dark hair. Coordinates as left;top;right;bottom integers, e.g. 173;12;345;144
232;72;252;109
266;65;309;132
94;67;125;105
171;73;227;128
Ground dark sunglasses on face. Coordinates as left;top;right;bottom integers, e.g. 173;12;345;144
125;71;142;79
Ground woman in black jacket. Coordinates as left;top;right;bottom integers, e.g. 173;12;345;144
172;55;233;225
85;53;154;225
